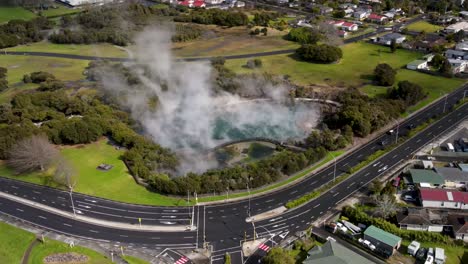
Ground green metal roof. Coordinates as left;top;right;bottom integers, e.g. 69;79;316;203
304;240;374;264
407;60;427;67
409;169;444;185
364;225;401;247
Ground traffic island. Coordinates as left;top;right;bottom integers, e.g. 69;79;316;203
245;206;287;222
242;238;267;257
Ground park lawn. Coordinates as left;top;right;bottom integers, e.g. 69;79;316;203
122;255;150;264
6;42;129;58
361;70;465;115
224;42;421;87
0;55;89;84
41;5;82;17
172;26;299;58
0;221;36;264
0;7;36;24
28;239;113;264
0;139;185;206
400;240;467;264
405;20;442;33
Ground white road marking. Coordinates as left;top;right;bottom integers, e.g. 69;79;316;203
38;216;47;220
313;204;320;208
89;230;99;233
63;223;72;227
16;208;24;212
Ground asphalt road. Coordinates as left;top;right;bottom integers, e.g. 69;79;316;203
1;83;466;263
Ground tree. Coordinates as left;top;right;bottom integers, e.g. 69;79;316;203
296;44;343;63
286;27;322;44
0;67;7;91
431;53;445;69
439;58;453;77
261;27;268;36
7;134;59;173
263;248;294;264
53;158;76;189
374;63;396;86
333;10;346;18
374;194;397;219
388;81;426;106
368;180;383;195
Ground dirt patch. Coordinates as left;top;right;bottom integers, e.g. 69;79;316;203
8;65;21;69
43;252;89;264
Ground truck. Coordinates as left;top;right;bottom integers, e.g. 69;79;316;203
434;248;445;264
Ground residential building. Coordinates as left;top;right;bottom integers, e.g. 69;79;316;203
455;42;468;52
407;169;444;188
406;60;428;70
303;240;374;264
376;33;405;45
319;6;334;15
448;215;468;242
419;188;468;209
445;49;468;60
235;1;245;7
460;11;468;18
363;225;401;257
341;22;358;31
448;59;468;73
460;164;468;172
420;160;434;169
434;167;468;188
446;21;468;33
343;8;354;17
413;38;446;52
337;30;348;38
353;10;369;20
58;0;114;6
339;3;357;9
383;11;396;20
368;13;387;23
397;208;446;232
205;0;224;4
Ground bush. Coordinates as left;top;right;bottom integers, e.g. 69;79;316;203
23;74;32;83
296;44;342;63
30;71;56;83
388;81;427;106
245;59;262;69
286;27;322;44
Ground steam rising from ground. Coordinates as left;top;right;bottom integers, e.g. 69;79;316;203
99;28;320;173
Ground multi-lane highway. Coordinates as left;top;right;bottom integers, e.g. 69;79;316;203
0;82;466;263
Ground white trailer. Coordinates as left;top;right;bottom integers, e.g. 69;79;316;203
407;241;420;256
447;143;455;152
435;248;445;264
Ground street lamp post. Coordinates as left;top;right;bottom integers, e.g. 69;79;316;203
395;120;399;144
328;151;337;182
69;187;76;217
247;183;251;217
443;94;448;113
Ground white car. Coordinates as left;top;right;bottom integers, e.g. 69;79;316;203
378;165;388;172
362;240;376;250
403;195;416;202
336;222;348;233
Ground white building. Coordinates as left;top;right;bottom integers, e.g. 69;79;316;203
419;188;468;210
446;21;468;33
448;59;468;73
58;0;116;7
406;60;428;70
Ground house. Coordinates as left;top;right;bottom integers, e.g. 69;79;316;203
419;188;468;209
460;164;468;172
303;240;375;264
57;0;113;7
353;10;369;20
397;208;446;232
406;60;428;70
445;49;468;60
383;11;396;20
420;160;434;169
460;11;468;19
445;21;468;33
235;1;245;7
205;0;223;4
363;225;401;257
341;22;358;31
447;215;468;242
423;54;435;62
434;167;468;188
343;8;354;17
319;6;334;15
328;20;345;27
368;13;387;23
297;20;313;28
337;30;348;38
413;38;446;52
277;0;288;5
376;33;406;45
407;169;444;188
448;59;468;73
455;42;468;52
339;3;357;9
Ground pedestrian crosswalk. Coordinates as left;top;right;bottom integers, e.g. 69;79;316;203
174;256;189;264
258;243;270;252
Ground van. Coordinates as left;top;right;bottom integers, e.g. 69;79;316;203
434;248;445;264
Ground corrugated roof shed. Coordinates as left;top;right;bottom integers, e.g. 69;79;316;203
304;240;374;264
409;169;444;185
364;225;401;247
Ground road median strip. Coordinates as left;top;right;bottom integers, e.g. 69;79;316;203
0;191;194;232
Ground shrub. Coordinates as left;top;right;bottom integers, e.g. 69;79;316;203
296;44;342;63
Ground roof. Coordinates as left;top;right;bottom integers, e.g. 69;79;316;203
447;214;468;234
396;208;446;225
448;59;468;66
458;164;468;172
409;169;444;185
419;188;468;203
407;60;427;67
368;13;385;20
380;33;405;40
304;240;374;264
364;225;401;247
446;21;468;31
434;167;468;182
446;49;468;56
342;22;356;27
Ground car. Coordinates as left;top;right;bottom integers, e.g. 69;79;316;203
403;195;416;202
416;248;428;260
425;255;434;264
428;248;434;257
387;129;395;135
407;124;415;129
362;240;376;250
427;156;436;161
336;222;348;233
379;140;388;146
378;165;388;172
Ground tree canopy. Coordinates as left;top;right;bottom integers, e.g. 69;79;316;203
374;63;396;86
296;44;343;63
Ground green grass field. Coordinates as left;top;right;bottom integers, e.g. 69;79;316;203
28;239;113;264
0;221;36;263
0;7;36;24
6;42;129;58
123;255;150;264
405;20;442;33
224;42;421;87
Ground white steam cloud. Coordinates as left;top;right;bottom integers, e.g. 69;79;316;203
99;28;320;174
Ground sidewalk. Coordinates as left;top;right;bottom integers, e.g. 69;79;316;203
0;191;193;232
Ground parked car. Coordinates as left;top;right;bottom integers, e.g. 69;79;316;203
428;248;434;257
407;124;415;129
425;255;434;264
434;248;445;264
408;241;420;256
362;239;376;250
336;222;348;233
403;195;416;202
416;248;428;261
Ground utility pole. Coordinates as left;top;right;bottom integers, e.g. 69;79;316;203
463;89;467;101
247;183;251;217
443;94;448;113
191;206;195;228
328;151;337;182
226;188;229;202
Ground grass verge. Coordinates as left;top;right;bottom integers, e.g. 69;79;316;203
122;255;150;264
0;221;36;263
28;239;113;264
0;7;36;24
5;42;129;58
405;20;442;33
